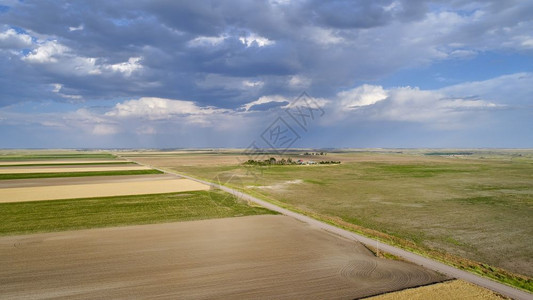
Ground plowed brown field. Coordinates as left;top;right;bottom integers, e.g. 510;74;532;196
0;215;446;299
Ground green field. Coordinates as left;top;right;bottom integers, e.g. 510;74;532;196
124;150;532;291
0;169;163;180
0;162;134;167
0;190;276;236
0;152;117;160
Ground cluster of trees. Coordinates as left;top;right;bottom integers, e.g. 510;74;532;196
244;157;295;165
243;157;340;166
425;152;473;156
303;152;326;155
318;160;341;164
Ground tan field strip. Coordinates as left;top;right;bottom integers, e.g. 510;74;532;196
0;165;152;174
0;215;445;299
364;280;505;300
0;174;177;188
0;160;125;166
0;178;210;203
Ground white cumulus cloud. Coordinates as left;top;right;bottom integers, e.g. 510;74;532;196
241;95;288;111
68;25;84;32
23;40;68;63
288;75;311;89
242;80;264;88
188;35;227;47
330;74;524;129
239;33;274;47
104;57;143;76
22;40;144;77
106;97;228;120
337;84;388;110
0;28;32;49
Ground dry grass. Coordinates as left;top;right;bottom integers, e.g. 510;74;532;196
364;280;507;300
0;174;177;188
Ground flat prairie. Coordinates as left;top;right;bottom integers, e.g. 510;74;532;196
124;150;533;285
0;215;446;299
0;178;210;203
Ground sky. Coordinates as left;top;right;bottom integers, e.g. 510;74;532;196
0;0;532;149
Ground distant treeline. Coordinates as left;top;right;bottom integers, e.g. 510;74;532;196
425;152;474;156
316;161;341;164
243;157;340;165
303;152;327;155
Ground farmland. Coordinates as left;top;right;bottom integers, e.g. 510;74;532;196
0;150;117;160
0;169;162;180
0;150;528;299
0;164;152;173
123;149;533;291
0;161;133;166
0;152;245;234
0;190;274;235
0;151;451;298
0;178;210;203
0;215;447;299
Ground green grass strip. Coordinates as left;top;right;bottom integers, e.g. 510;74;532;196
0;162;134;167
0;169;162;180
0;190;276;236
0;153;116;160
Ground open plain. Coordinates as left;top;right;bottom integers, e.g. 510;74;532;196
0;215;446;299
0;150;530;299
122;149;533;291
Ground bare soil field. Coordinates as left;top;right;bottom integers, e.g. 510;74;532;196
0;215;446;299
365;280;506;300
0;165;151;174
0;178;209;203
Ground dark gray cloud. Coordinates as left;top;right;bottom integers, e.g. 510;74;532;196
302;0;409;28
0;0;531;111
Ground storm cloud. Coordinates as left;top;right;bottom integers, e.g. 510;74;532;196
0;0;531;147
